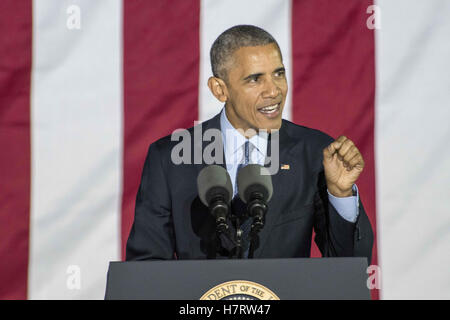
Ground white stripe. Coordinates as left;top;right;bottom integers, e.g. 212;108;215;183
375;0;450;299
29;0;122;299
199;0;292;122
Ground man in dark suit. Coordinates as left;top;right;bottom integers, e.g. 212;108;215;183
126;25;373;263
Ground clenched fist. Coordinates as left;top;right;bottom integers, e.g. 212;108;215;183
323;136;365;197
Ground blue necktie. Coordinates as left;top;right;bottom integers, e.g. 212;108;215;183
233;141;252;257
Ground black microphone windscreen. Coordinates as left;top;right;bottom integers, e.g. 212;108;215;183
237;164;273;203
197;165;233;206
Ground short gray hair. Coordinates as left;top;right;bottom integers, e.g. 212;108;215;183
210;25;282;80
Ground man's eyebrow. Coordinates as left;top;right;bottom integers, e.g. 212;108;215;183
242;67;285;81
274;67;285;73
242;72;264;81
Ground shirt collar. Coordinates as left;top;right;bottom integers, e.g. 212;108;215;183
220;108;268;157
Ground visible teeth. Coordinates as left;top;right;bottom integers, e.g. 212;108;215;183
260;104;278;112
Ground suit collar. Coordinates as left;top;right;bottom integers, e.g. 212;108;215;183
194;112;226;172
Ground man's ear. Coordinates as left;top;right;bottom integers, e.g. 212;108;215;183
207;76;228;103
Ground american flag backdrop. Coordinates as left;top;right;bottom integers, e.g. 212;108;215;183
1;0;449;300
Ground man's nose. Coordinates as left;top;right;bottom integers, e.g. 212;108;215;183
262;78;280;98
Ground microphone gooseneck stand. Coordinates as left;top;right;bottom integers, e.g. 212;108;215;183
216;213;244;259
214;196;267;259
246;192;268;259
210;195;229;234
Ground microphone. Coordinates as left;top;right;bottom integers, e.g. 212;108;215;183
237;164;273;233
197;165;233;233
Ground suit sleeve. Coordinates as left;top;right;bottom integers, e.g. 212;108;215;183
313;171;374;264
125;142;175;260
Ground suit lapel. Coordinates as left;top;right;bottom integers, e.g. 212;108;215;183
254;121;299;258
194;112;226;176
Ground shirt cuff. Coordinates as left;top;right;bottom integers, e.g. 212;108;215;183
327;184;359;223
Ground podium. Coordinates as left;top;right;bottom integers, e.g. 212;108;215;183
105;257;370;300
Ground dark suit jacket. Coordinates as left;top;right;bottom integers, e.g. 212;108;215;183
126;113;374;263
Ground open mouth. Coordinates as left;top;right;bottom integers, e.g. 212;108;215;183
258;103;281;118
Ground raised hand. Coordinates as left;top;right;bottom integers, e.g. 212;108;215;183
323;135;365;197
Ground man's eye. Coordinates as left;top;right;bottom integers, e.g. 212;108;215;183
249;76;259;83
275;71;285;77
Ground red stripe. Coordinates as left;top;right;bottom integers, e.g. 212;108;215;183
292;0;378;299
0;0;32;299
122;0;200;258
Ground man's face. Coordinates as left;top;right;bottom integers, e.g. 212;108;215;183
223;43;288;133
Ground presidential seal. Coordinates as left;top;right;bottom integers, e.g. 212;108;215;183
200;280;280;300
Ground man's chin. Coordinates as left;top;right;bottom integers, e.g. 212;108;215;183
255;118;282;133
